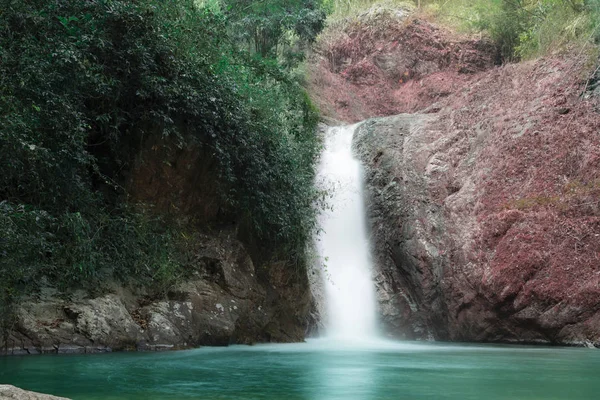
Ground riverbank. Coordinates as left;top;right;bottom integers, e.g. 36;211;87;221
0;385;69;400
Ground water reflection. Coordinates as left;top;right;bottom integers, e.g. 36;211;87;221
311;340;379;400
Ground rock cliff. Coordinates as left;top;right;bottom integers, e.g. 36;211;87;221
309;4;600;346
353;56;600;346
308;7;496;123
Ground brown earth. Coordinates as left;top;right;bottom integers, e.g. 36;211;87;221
315;8;600;345
308;7;496;122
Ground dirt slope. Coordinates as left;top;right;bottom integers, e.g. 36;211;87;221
308;7;496;122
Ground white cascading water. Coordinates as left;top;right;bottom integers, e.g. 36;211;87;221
315;124;378;341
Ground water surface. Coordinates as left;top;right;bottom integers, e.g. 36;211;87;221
1;339;599;400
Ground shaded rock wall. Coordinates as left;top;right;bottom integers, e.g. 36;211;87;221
4;229;313;355
3;131;317;354
354;115;446;340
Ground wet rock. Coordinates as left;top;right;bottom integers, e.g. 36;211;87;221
354;115;446;340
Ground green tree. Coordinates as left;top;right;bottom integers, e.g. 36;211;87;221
223;0;326;59
0;0;321;325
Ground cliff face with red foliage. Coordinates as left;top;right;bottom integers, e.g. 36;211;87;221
315;9;600;345
444;58;600;345
308;8;496;122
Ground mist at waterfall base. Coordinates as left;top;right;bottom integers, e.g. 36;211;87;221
2;126;600;399
314;124;378;342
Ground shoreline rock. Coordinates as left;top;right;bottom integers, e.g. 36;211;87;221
3;229;316;356
0;385;70;400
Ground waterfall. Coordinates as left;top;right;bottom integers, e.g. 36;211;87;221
315;124;377;341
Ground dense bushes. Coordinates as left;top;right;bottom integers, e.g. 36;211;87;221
323;0;600;60
0;0;322;312
321;0;415;19
478;0;600;61
224;0;326;61
510;0;600;59
425;0;600;61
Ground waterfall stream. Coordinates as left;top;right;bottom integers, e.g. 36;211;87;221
315;124;378;341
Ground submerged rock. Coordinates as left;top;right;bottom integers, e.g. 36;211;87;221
0;385;70;400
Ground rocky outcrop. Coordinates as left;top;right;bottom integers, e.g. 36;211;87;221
0;385;69;400
3;229;314;355
354;56;600;346
354;114;445;340
309;8;496;122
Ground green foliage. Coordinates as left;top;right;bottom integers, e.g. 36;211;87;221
420;0;500;32
320;0;599;60
0;0;321;314
0;203;183;289
489;0;531;61
426;0;600;61
223;0;326;62
322;0;415;20
514;0;600;59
